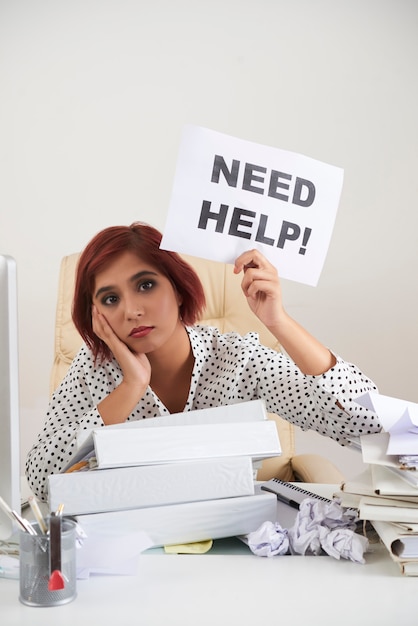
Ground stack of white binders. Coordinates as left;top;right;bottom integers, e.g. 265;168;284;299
48;399;280;548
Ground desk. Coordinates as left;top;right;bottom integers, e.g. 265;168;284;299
1;485;416;626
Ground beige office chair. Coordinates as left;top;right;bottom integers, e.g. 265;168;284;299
50;252;344;483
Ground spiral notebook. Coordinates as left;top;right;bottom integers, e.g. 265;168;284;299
260;478;358;529
261;479;335;506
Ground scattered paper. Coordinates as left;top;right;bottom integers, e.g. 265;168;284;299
246;498;367;563
360;432;400;468
75;527;153;578
356;393;418;456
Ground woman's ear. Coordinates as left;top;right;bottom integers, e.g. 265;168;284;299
176;292;184;320
174;288;183;308
170;280;183;309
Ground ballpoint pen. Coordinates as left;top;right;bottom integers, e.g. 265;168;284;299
262;489;300;510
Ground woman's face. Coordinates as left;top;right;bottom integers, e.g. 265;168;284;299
92;251;183;354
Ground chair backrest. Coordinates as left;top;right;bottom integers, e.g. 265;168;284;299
50;253;296;480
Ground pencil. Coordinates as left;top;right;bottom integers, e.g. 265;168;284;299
0;495;37;536
28;495;48;534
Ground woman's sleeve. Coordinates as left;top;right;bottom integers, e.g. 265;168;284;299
258;351;381;445
25;349;106;501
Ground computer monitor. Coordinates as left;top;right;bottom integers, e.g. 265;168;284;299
0;255;21;540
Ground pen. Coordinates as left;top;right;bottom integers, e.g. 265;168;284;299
275;494;300;510
28;495;48;534
55;503;65;517
260;486;300;509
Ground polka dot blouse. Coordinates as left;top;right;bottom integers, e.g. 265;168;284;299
25;325;380;500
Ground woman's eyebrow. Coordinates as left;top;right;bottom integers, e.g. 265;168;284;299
94;270;158;299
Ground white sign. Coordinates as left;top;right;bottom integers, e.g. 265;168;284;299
161;125;344;286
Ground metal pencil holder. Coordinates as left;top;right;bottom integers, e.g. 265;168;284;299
19;518;77;607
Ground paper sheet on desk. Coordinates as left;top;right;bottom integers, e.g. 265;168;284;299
356;392;418;455
76;528;153;578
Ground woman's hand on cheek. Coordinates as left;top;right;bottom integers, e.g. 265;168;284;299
92;306;151;389
91;304;111;343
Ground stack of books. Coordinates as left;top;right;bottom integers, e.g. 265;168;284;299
47;399;280;548
335;427;418;576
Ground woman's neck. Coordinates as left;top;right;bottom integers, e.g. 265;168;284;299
148;325;194;414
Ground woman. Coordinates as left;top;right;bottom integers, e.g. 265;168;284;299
26;222;381;499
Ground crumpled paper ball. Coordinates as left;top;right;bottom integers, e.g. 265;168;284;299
247;497;368;563
247;521;290;557
288;498;368;562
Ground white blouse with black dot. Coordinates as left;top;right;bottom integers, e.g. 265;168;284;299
25;325;380;500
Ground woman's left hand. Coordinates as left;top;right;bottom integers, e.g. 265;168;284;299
234;248;336;375
234;249;284;329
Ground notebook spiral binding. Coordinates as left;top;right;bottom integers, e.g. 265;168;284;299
261;478;358;515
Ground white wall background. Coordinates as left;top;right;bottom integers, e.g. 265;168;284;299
1;0;417;479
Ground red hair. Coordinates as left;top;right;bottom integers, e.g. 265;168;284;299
72;222;206;361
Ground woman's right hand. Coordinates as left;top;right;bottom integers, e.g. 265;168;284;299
92;305;151;394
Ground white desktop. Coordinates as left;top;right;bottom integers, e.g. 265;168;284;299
1;484;418;626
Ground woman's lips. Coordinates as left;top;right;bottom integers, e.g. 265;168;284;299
129;326;154;338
